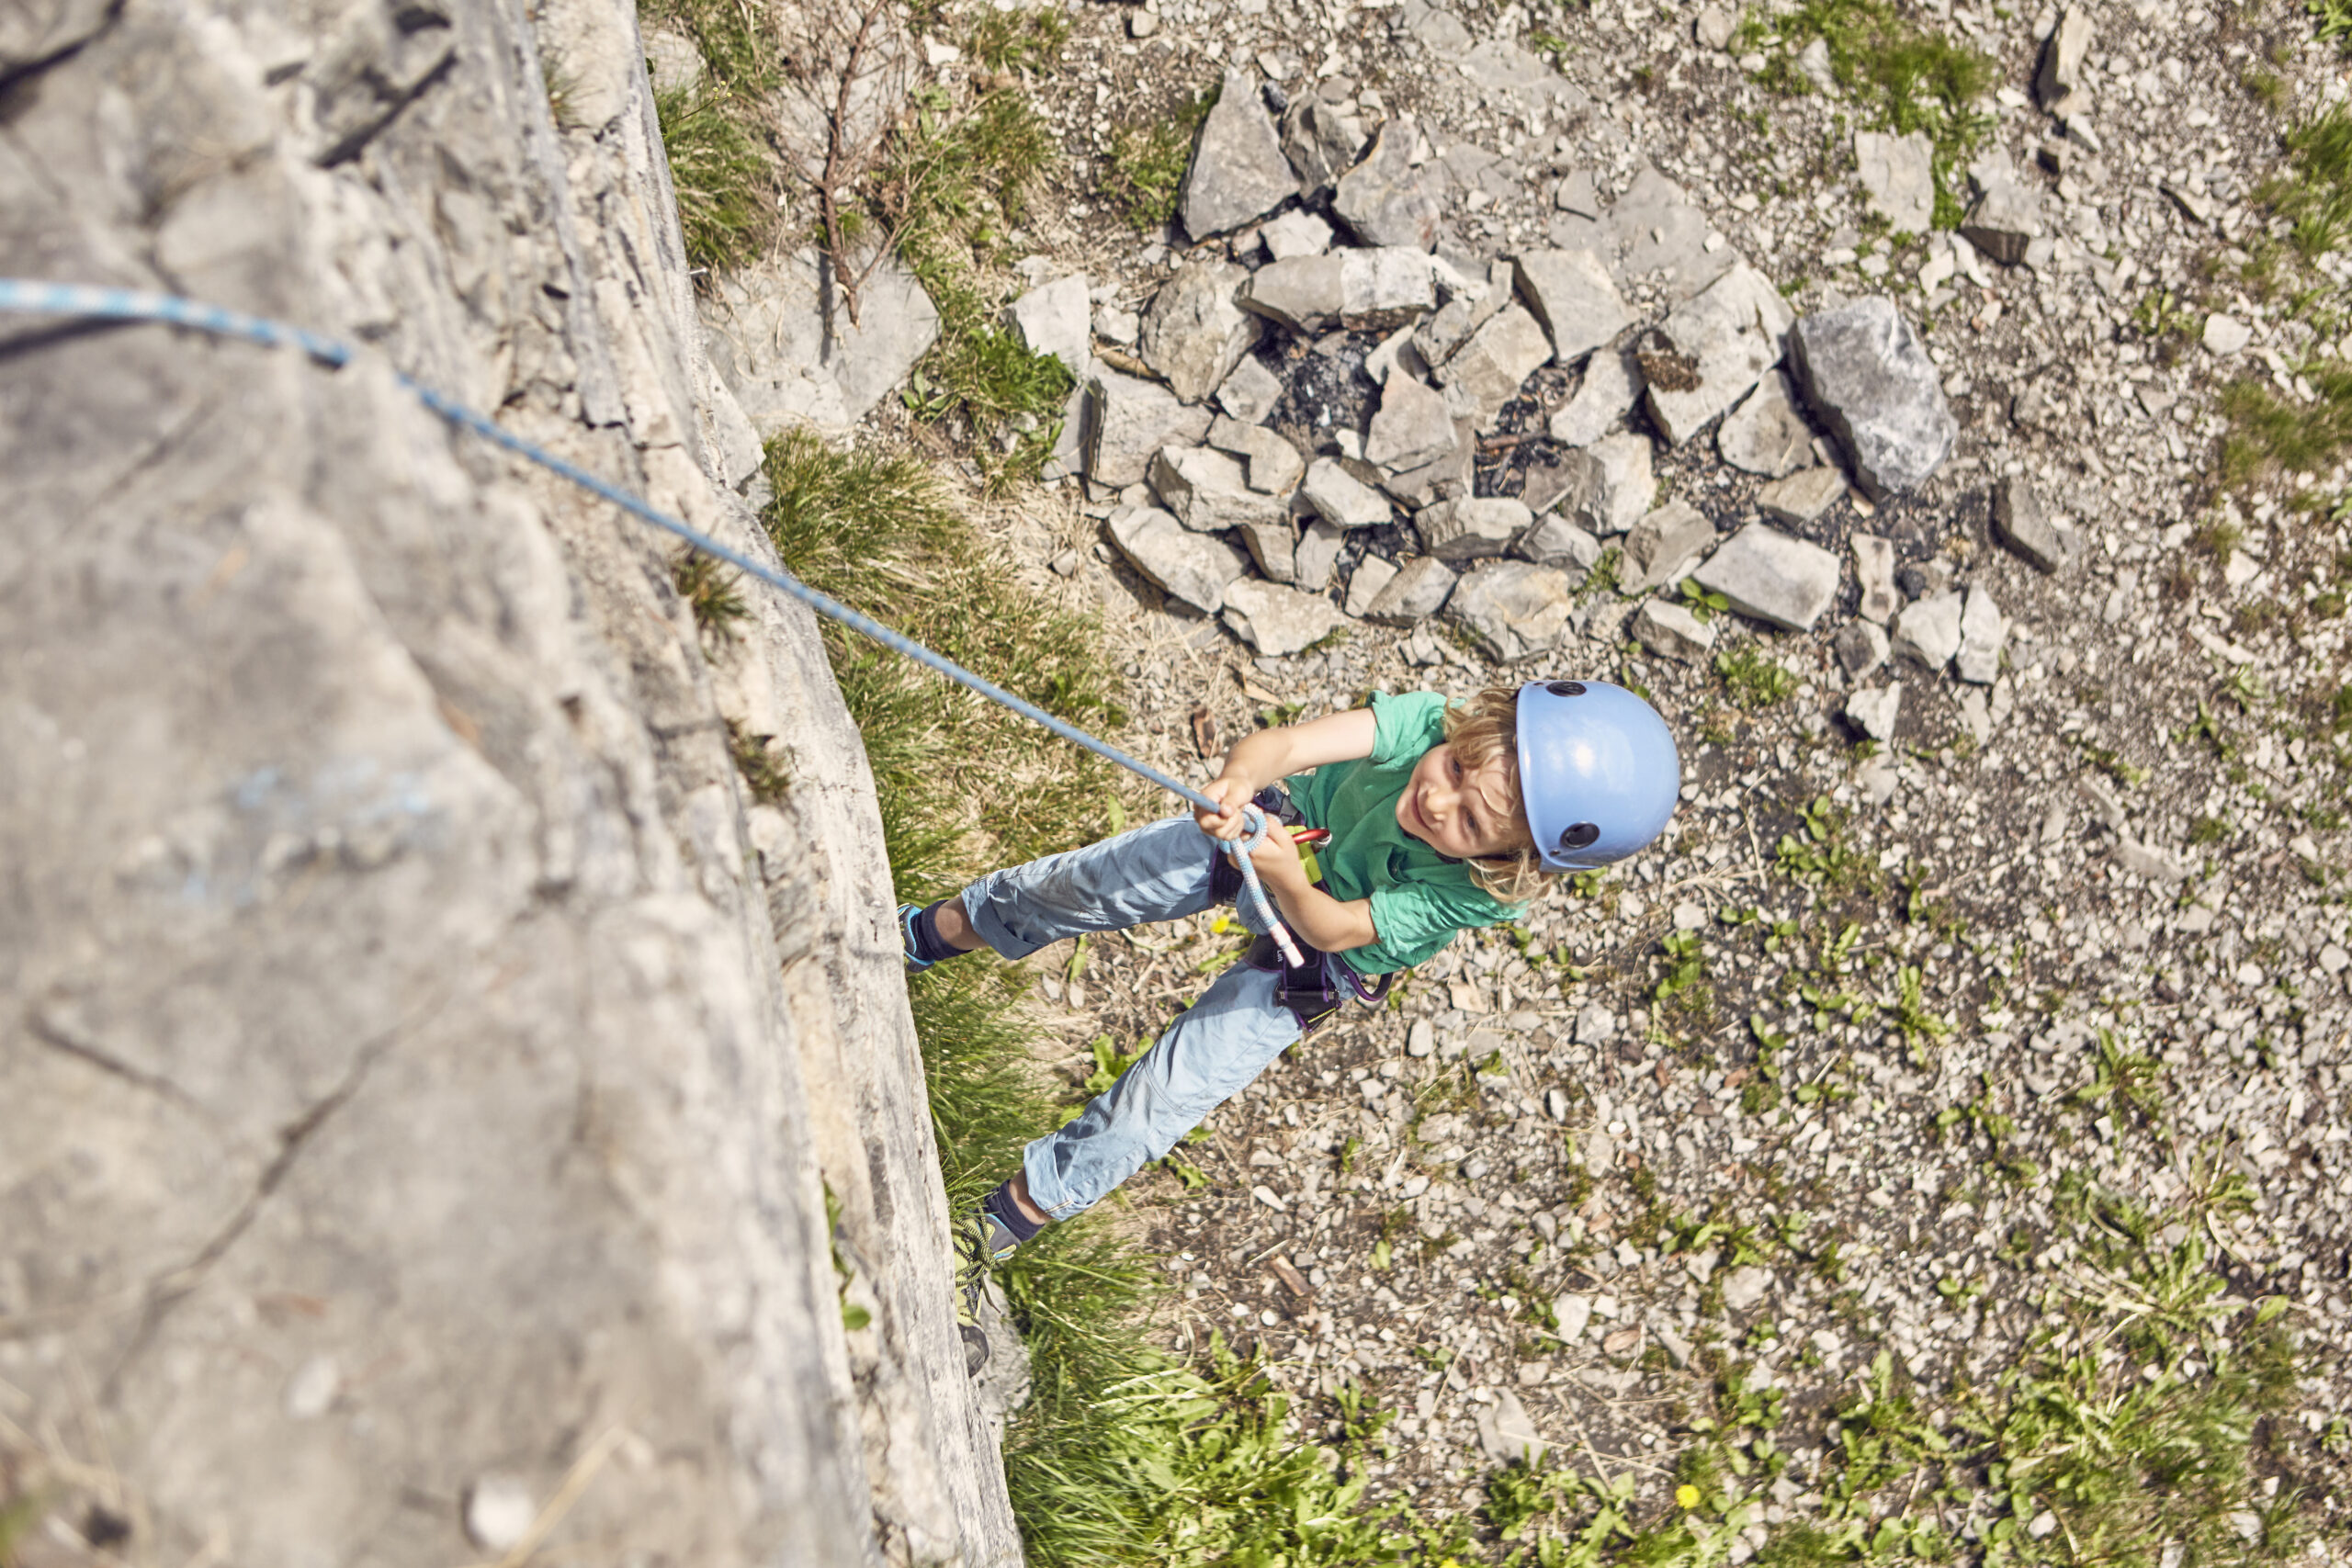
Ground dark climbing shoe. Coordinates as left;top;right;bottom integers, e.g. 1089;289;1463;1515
899;902;936;975
953;1208;1014;1377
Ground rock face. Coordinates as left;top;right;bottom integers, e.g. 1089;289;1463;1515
0;2;1017;1565
1787;298;1957;501
705;247;942;432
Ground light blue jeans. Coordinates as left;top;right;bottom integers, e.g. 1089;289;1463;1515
959;815;1301;1220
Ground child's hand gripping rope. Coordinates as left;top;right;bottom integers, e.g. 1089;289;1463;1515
1211;803;1307;969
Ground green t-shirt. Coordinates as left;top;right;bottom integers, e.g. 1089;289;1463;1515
1283;690;1516;976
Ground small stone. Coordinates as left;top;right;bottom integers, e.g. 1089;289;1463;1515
1302;457;1393;526
1261;208;1333;260
1835;620;1889;678
283;1354;340;1420
1619;500;1717;594
1854;130;1935;236
1653;1321;1694;1369
2037;8;2094;107
1215;355;1284;423
1088;369;1216;487
1796;36;1835;93
1645;265;1796;447
1007;274;1093;378
1049;548;1082;577
1960;152;2041;266
1280;96;1368;197
1237;516;1299;582
2203;313;2252;355
1517;1360;1552;1387
1787;298;1956;500
1149;446;1290;532
1513;513;1602;574
1512;247;1634;367
1990;478;2075;573
1693;3;1736;50
1294;519;1348;591
1408;1019;1437;1056
1548;346;1642;446
1094;301;1139;346
1415;496;1529;564
1757;466;1848;525
1689;523;1841;632
1476;1389;1544;1465
1445;559;1577;661
465;1477;537;1552
1554;1292;1593;1342
1181;69;1300;239
1574;1003;1615;1044
1106;505;1250;614
1344;553;1401;617
1555;168;1601;218
1846;683;1902;741
1435;303;1554;423
1891;589;1962;671
1720;1266;1770;1314
1223;579;1346;656
1364;375;1459;472
1716;370;1814;478
1334;116;1444;250
1207;416;1306;495
1955;586;2006;684
1632;598;1717;662
1140;261;1263;403
1128;8;1158;37
1851;535;1897;623
1363;555;1458;625
1240;248;1436;333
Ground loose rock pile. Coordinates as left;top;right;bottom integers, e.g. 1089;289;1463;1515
1008;66;2062;711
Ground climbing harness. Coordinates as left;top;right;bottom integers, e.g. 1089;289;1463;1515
1214;788;1392;1030
0;278;1309;964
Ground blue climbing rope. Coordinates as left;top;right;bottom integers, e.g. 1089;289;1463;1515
0;277;1308;965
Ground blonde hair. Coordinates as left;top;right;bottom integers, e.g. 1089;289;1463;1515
1441;684;1551;905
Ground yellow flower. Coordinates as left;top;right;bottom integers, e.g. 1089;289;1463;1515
1676;1483;1702;1511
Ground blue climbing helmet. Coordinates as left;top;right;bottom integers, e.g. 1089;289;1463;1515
1514;680;1680;873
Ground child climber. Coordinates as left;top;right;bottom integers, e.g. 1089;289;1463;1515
899;679;1680;1372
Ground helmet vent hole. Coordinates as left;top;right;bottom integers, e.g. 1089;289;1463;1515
1559;823;1600;851
1545;681;1587;697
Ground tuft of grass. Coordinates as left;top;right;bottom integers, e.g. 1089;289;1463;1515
1735;0;1995;229
2260;101;2352;258
1716;643;1800;708
2219;364;2352;488
2313;0;2352;54
641;0;786;274
966;6;1070;73
726;718;791;806
674;548;750;648
1102;85;1217;231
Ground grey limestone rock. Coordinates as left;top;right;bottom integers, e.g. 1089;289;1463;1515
1514;513;1603;576
1690;523;1841;632
1547;346;1642;447
1334;117;1445;251
1108;505;1251;613
1418;496;1532;562
1446;560;1578;661
1281;96;1369;196
1569;432;1657;536
1181;70;1298;239
1436;303;1554;423
1149;446;1291;532
703;246;942;432
1960;152;2041;266
1645;264;1795;447
1207;416;1306;495
1140;261;1263;403
1846;683;1904;742
1619;500;1718;594
1223;579;1345;655
1512;247;1633;367
1956;586;2006;685
2037;8;2094;107
1378;416;1477;508
1851;533;1899;623
1295;518;1350;591
1854;130;1935;236
1216;355;1284;423
1087;369;1216;487
1364;555;1459;625
1365;375;1459;473
1240;247;1435;333
1598;164;1737;301
1891;589;1964;671
1238;516;1299;581
1632;599;1717;662
1302;457;1394;526
1008;273;1093;378
1345;553;1403;617
1836;619;1891;678
1758;465;1849;525
1787;298;1956;501
1716;370;1815;478
1694;3;1737;50
1262;208;1334;259
1991;477;2078;573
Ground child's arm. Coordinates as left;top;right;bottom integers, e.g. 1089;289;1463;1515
1192;708;1377;838
1195;708;1382;953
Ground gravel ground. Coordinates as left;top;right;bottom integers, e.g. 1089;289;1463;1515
954;0;2352;1554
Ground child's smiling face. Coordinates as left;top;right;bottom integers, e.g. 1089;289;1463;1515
1395;742;1532;861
